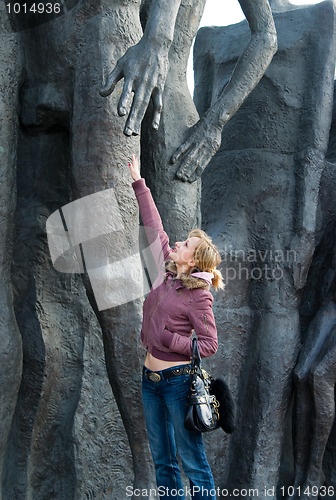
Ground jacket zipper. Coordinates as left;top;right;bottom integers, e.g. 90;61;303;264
203;314;208;332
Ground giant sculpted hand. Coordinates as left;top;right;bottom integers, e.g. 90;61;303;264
172;0;277;183
172;111;223;183
100;37;168;136
100;0;182;136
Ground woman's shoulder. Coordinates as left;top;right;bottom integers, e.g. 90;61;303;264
181;276;213;308
187;286;214;313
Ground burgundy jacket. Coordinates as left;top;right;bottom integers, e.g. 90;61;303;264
132;178;218;362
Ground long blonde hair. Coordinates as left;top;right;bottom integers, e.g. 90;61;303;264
188;229;224;290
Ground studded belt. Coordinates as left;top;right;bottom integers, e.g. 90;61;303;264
143;365;191;383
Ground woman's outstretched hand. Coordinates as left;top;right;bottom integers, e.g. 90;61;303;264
129;154;141;182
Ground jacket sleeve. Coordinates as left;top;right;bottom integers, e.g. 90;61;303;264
161;291;218;358
132;178;172;261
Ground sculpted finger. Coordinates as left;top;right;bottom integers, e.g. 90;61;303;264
100;65;123;97
151;88;163;130
175;148;199;181
118;78;133;117
124;86;152;136
170;139;193;165
189;150;214;182
176;164;197;182
175;145;200;179
188;162;206;183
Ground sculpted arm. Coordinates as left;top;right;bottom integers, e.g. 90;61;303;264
100;0;182;136
172;0;277;182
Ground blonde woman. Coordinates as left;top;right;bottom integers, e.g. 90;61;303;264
129;154;223;500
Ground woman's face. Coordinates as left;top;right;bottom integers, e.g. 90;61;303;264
169;237;200;267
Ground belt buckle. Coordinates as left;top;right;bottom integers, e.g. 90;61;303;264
148;372;161;383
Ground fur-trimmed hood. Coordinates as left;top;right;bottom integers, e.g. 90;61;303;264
165;261;212;290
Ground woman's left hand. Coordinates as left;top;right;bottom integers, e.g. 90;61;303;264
129;154;141;182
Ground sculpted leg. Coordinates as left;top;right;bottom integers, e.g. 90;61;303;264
304;338;336;489
0;5;23;496
293;369;313;489
293;301;336;490
71;11;155;493
3;127;87;500
243;297;300;496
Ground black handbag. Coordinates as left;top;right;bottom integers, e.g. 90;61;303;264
184;339;235;434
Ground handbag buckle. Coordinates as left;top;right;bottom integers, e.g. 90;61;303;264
147;372;161;383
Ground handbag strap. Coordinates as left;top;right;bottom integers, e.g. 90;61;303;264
191;338;201;371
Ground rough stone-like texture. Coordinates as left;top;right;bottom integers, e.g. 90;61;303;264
73;315;133;499
2;0;336;499
2;2;151;499
193;1;336;495
0;3;23;498
1;1;208;498
3;127;134;499
300;82;336;494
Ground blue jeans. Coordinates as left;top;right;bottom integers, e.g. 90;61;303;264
142;365;217;500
